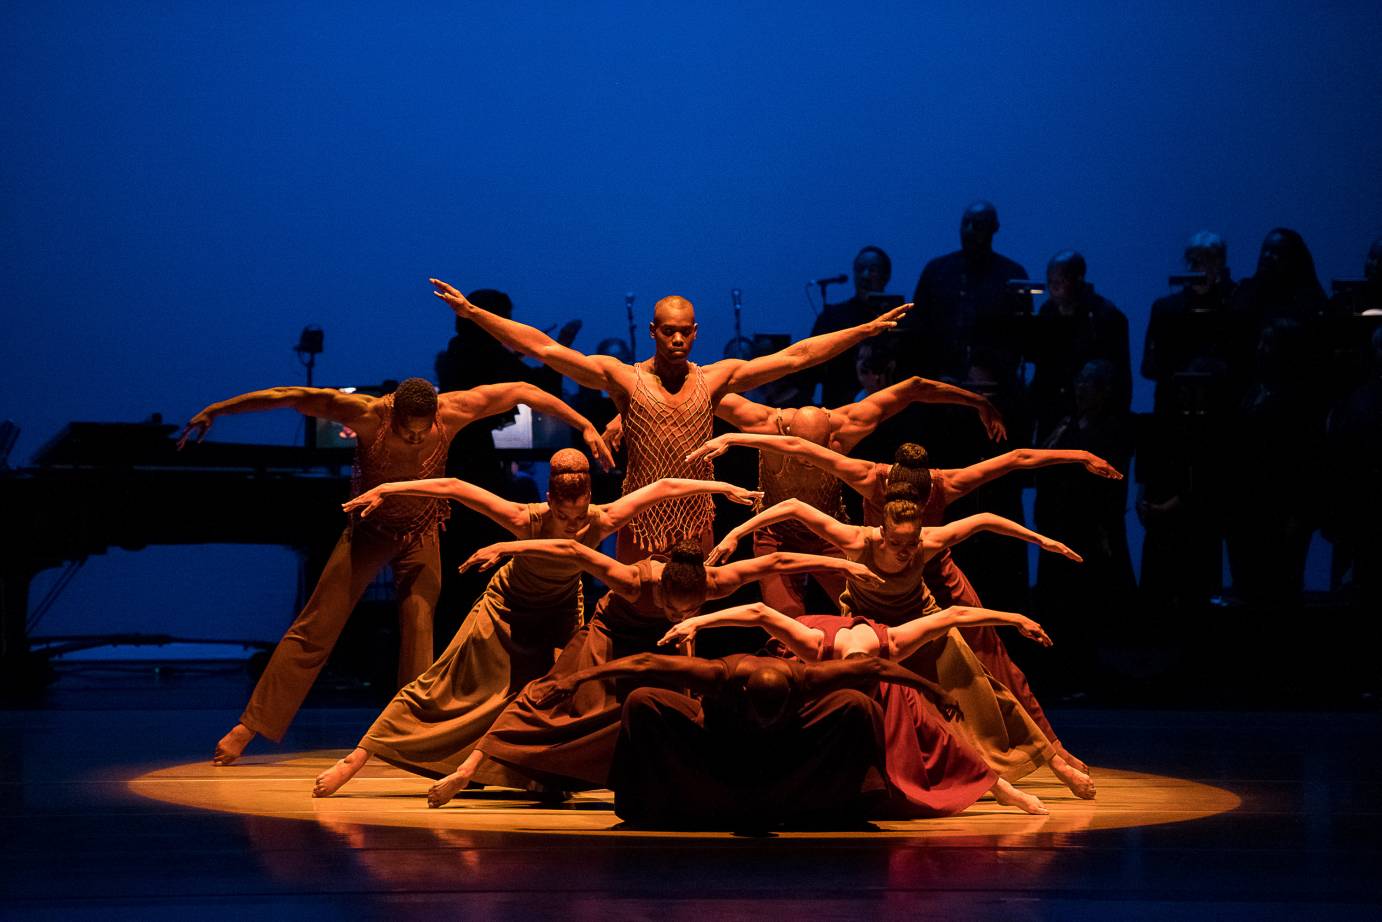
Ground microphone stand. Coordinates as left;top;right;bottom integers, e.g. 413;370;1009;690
624;292;637;358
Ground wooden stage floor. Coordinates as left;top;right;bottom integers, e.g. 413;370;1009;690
3;671;1381;920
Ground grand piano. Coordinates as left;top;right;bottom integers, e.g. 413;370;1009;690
0;421;355;677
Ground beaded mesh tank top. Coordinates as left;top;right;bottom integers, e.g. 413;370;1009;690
621;362;715;552
838;532;941;624
349;394;451;541
756;410;849;543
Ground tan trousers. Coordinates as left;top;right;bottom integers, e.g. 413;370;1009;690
240;525;441;742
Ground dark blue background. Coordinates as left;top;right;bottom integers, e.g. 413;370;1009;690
4;2;1380;640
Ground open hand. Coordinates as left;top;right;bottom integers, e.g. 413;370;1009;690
430;278;476;317
723;486;764;506
601;415;624;453
582;427;615;472
459;545;509;573
1041;539;1083;564
843;560;886;588
1015;616;1053;647
177;409;215;450
704;536;739;566
866;303;912;334
658;621;698;648
342;488;388;518
1081;454;1123;479
977;400;1007;442
686;435;733;465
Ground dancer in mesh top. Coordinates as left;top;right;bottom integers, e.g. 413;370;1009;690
311;448;760;797
429;278;908;561
179;376;610;765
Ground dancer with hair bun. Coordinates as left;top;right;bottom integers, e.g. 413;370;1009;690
704;483;1097;800
312;450;760;797
425;537;884;806
691;433;1120;773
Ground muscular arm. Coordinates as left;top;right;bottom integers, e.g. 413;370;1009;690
180;386;373;446
834;376;1006;450
532;653;728;707
432;279;628;394
342;477;529;535
923;513;1082;563
688;432;877;496
659;602;826;661
709;304;910;396
705;551;881;599
712;393;778;432
706;498;865;565
600;478;761;536
444;381;614;470
458;539;641;596
938;448;1123;505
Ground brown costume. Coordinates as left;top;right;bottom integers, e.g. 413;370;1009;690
356;505;593;783
839;536;1056;781
475;559;672;790
240;396;451;742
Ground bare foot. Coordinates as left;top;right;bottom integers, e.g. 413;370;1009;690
990;778;1049;815
313;748;371;798
1049;754;1096;799
213;724;255;765
1060;749;1091;775
428;765;476;809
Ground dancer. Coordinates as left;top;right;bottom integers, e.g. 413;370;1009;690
312;450;760;796
659;602;1053;816
604;373;1005;615
704;484;1095;798
425;538;883;806
430;277;908;561
528;649;955;829
180;376;612;765
691;432;1120;771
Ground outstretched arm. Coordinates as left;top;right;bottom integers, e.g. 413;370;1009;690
658;602;826;661
687;432;877;496
710;304;911;396
923;513;1083;563
712;394;778;432
705;551;883;599
886;607;1051;662
600;478;762;537
444;381;614;470
342;477;529;535
939;449;1123;505
432;279;628;394
705;498;864;565
179;386;373;447
531;653;728;708
834;376;1006;449
800;657;961;720
458;539;641;596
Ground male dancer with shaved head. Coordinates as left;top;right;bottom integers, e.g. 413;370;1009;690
431;279;909;561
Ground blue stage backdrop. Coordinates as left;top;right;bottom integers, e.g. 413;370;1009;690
3;2;1380;642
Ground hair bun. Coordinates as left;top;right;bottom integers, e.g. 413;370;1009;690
549;448;591;476
884;480;921;503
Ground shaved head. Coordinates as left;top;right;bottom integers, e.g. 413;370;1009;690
790;406;831;445
653;296;696;324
